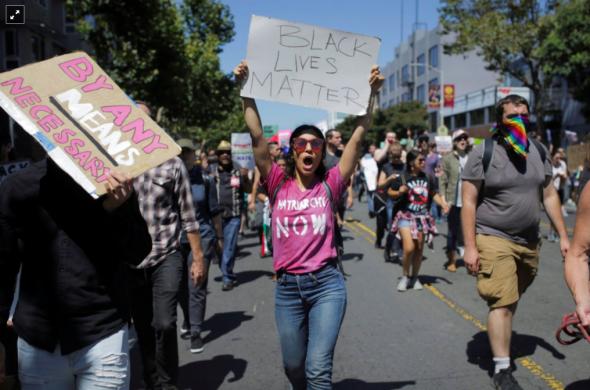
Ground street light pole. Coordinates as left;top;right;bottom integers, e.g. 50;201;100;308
408;62;444;132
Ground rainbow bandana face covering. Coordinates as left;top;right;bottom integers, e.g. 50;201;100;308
491;113;529;158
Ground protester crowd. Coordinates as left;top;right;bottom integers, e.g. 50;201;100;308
1;64;590;390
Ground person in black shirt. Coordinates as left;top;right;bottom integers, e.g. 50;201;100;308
389;150;448;292
0;159;151;389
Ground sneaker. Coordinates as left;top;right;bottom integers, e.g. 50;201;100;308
492;368;523;390
397;276;409;292
410;277;423;290
446;263;457;273
180;324;190;339
190;335;205;354
222;280;237;291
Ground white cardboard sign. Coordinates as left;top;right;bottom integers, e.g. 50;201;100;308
231;133;254;170
241;15;381;116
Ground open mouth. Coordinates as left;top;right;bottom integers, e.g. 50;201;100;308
302;156;314;170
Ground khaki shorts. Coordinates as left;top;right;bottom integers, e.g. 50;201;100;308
476;234;540;308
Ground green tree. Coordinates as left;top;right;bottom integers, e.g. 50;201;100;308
439;0;557;134
540;0;590;121
335;101;429;146
68;0;242;139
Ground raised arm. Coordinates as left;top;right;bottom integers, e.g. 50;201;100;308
564;182;590;326
338;66;384;182
234;61;273;179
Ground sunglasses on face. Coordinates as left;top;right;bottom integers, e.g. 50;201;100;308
292;137;324;154
456;136;468;142
216;150;230;156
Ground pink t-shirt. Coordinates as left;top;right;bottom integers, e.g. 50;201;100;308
263;163;347;274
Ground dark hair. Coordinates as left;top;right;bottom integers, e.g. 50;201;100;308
406;150;424;172
325;129;339;141
285;125;327;179
495;94;530;123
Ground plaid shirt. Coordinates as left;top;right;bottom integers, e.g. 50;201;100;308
133;157;199;268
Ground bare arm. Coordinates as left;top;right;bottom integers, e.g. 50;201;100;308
461;180;481;274
338;66;384;182
187;230;205;286
564;183;590;326
234;61;272;179
543;183;570;257
373;145;388;163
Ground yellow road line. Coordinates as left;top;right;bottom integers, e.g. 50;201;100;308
348;219;565;390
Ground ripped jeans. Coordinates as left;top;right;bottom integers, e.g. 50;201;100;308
17;325;129;390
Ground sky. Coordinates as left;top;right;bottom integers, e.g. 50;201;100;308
218;0;442;130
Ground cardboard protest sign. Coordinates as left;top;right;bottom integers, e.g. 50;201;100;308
435;136;452;153
0;160;29;184
0;52;180;198
231;133;254;170
242;15;381;115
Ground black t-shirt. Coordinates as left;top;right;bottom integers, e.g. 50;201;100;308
391;171;437;215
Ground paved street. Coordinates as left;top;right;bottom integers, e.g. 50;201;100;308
131;201;588;390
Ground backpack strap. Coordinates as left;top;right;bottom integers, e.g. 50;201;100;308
321;181;347;278
529;138;546;164
269;177;286;206
482;137;495;176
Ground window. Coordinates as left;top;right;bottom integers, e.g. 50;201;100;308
397;70;401;86
388;74;395;91
416;53;425;76
429;45;439;68
470;108;485;125
65;16;76;34
401;65;409;84
455;113;467;128
5;30;18;56
402;92;413;102
31;35;45;62
429;78;439;89
417;84;425;103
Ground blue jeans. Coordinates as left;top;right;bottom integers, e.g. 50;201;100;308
275;264;347;390
17;326;129;389
221;217;241;284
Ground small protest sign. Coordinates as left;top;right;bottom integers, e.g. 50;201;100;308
0;52;180;198
0;160;29;184
231;133;254;170
435;136;452;153
241;15;381;116
278;129;292;148
263;124;278;139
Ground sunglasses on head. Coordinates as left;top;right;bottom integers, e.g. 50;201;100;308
292;137;324;154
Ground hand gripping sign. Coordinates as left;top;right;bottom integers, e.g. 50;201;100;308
241;15;381;116
0;52;180;198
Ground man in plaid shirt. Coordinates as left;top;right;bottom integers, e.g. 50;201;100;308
130;102;205;389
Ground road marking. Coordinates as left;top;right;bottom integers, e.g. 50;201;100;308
347;219;566;390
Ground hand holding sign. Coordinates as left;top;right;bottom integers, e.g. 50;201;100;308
369;65;385;95
102;170;134;212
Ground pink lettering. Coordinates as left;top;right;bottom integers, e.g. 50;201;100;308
59;57;94;82
102;105;132;126
30;105;52;120
83;157;104;177
65;138;85;155
143;134;168;154
53;128;76;144
73;150;91;166
121;118;154;144
96;168;111;183
81;75;113;93
15;91;41;108
38;114;64;133
0;77;32;95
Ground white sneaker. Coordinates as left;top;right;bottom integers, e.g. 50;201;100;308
397;276;409;292
411;277;423;290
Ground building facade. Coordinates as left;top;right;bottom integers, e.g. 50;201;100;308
0;0;86;164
